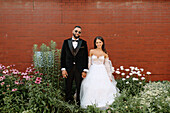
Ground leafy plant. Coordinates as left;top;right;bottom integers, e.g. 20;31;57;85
33;40;63;89
135;81;170;112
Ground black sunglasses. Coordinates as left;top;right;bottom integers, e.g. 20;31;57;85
75;30;81;34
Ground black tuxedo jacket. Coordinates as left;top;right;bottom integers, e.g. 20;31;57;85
61;38;88;73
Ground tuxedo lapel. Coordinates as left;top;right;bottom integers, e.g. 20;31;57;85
75;39;82;56
68;38;74;56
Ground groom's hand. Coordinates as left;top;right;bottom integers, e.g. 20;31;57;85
62;70;68;78
82;72;87;78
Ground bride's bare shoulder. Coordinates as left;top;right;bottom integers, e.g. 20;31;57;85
89;49;95;56
104;53;109;58
89;49;96;54
90;49;95;52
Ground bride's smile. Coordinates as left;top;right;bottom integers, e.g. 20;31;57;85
96;39;103;49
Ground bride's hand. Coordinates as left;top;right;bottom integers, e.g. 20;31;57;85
82;72;87;78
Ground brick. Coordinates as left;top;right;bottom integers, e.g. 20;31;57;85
0;0;169;81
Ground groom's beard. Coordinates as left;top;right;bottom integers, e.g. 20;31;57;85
73;33;80;39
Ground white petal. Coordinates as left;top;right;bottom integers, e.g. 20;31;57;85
125;69;130;71
129;73;133;76
121;73;125;76
126;81;129;84
122;78;126;81
126;75;130;78
141;77;145;80
146;72;151;74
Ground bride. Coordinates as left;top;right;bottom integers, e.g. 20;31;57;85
80;36;120;109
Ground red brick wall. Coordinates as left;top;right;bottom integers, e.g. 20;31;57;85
0;0;169;81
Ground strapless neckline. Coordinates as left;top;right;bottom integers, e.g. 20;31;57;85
92;55;104;59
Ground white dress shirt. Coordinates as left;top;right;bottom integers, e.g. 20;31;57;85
72;37;79;49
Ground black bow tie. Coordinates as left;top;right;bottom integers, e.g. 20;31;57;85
72;40;78;42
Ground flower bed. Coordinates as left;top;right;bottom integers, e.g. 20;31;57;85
113;66;151;96
0;64;169;113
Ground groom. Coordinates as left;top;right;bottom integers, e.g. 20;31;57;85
61;26;88;105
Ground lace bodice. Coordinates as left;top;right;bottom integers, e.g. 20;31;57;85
91;55;105;65
88;55;111;77
88;54;117;86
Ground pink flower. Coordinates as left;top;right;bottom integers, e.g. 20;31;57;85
25;76;30;80
40;73;43;76
20;82;24;84
21;72;27;76
34;71;39;74
35;80;41;84
15;81;19;84
3;70;9;74
1;82;5;86
12;88;17;91
2;76;6;79
0;77;3;81
12;69;20;75
12;71;18;75
36;77;42;81
26;68;32;73
2;66;5;70
23;75;30;80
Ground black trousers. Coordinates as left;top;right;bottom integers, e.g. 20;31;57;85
65;64;83;105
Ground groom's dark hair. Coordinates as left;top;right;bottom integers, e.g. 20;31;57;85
74;26;82;29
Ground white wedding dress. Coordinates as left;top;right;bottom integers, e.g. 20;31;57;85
80;55;120;108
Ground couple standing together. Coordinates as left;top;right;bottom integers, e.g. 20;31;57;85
61;26;119;108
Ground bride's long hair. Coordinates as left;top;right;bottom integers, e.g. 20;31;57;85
94;36;107;54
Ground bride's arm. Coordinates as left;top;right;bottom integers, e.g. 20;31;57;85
88;50;93;69
104;54;113;81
